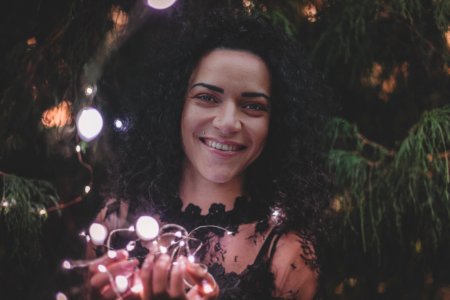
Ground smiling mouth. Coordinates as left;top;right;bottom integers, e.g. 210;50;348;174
200;138;246;152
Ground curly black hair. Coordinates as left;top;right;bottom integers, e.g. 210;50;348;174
97;6;331;237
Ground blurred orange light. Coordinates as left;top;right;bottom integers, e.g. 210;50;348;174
302;4;318;22
41;100;72;128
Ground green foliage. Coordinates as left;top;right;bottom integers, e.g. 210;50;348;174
0;174;60;265
328;105;450;261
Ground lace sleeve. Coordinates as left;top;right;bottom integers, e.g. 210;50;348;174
271;231;319;300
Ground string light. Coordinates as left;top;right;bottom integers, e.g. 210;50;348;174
55;292;68;300
98;264;107;273
202;281;214;294
136;216;159;241
114;119;123;129
75;145;81;152
83;84;97;97
62;260;72;270
63;217;230;296
146;0;177;10
130;282;143;294
84;185;91;194
89;223;108;245
76;107;104;142
107;250;117;259
1;199;9;208
126;241;136;251
115;275;129;293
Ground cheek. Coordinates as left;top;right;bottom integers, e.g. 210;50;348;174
250;120;270;153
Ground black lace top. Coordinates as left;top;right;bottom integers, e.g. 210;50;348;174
95;196;319;300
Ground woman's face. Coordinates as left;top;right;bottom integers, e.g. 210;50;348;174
181;49;271;185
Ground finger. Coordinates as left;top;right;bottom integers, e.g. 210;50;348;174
90;259;138;288
140;253;155;300
185;265;218;300
168;257;186;298
186;262;207;283
199;273;219;299
152;254;171;296
100;284;116;299
89;249;129;273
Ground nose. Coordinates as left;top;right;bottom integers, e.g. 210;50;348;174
212;101;242;134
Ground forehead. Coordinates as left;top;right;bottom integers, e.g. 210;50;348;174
190;49;271;87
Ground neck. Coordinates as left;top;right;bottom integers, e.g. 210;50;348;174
179;165;244;215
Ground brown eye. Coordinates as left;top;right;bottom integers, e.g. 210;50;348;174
243;103;268;111
196;94;217;103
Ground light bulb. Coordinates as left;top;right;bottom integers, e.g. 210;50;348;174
135;216;159;241
98;264;107;273
115;275;129;293
89;223;108;245
126;241;136;251
146;0;177;10
131;283;143;294
62;260;72;269
114;119;123;129
107;250;117;259
76;107;103;141
202;281;214;294
55;292;68;300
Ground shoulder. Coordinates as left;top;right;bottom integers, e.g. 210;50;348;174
270;230;319;300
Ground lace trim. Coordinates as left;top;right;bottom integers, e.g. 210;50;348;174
160;195;270;233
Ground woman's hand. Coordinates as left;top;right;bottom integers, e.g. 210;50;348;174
140;254;219;300
89;250;139;299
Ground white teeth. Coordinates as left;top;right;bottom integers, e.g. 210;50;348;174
205;139;239;151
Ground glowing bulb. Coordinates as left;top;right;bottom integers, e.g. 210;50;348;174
126;241;136;251
55;292;68;300
98;264;107;273
188;255;195;263
131;283;143;294
115;275;129;293
227;231;233;235
75;145;81;152
146;0;177;10
128;226;135;232
272;210;280;217
202;281;214;294
1;200;9;207
114;119;123;129
84;186;91;194
159;246;168;254
62;260;72;269
39;208;47;216
89;223;108;245
107;250;117;259
76;107;104;142
135;216;159;241
84;84;97;96
179;241;185;246
175;231;182;238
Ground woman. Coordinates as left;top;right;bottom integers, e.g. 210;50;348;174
88;6;330;300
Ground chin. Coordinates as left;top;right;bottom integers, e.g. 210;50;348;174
203;171;238;184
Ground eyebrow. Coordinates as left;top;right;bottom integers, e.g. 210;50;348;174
241;92;270;101
191;83;224;93
191;82;270;101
